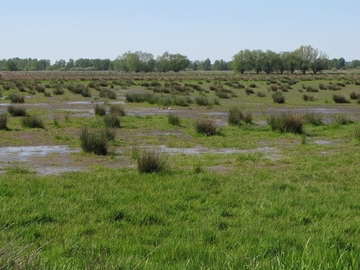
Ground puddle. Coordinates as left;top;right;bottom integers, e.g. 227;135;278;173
108;101;126;104
153;145;278;155
137;131;183;136
274;107;357;115
204;112;228;117
0;145;80;161
0;146;81;175
314;140;334;145
65;101;104;105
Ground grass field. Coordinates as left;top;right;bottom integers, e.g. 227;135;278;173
1;71;360;269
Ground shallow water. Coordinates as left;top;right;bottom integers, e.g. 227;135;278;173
0;145;80;161
0;145;81;175
155;145;279;156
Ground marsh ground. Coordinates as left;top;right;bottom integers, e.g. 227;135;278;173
1;71;360;268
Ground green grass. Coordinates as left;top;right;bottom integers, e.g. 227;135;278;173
0;113;8;130
1;147;360;268
1;72;360;268
21;115;45;129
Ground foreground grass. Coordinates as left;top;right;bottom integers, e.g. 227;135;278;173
1;143;360;269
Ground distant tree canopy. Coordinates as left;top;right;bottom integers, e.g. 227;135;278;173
232;45;335;74
0;46;357;73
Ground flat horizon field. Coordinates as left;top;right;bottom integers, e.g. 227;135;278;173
1;71;360;269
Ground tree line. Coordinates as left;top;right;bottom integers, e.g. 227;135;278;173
1;45;359;73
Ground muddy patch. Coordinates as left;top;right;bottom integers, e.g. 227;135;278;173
142;145;282;161
137;131;183;136
0;145;81;175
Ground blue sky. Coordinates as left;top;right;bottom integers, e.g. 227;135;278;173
2;0;359;64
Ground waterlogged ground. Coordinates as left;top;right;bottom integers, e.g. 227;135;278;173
2;72;360;269
0;72;360;175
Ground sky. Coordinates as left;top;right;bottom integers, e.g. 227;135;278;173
2;0;360;64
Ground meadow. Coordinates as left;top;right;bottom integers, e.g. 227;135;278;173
1;71;360;269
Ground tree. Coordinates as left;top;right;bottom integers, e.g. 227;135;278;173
263;50;279;74
6;59;18;71
233;49;253;74
156;51;171;72
349;60;360;69
114;51;155;72
252;50;265;74
156;52;189;72
311;51;329;74
202;58;211;70
295;45;318;74
169;53;190;72
212;59;231;70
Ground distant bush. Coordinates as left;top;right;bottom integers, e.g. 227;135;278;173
243;112;253;124
195;118;217;136
306;86;318;92
272;91;285;104
354;127;360;141
53;85;64;95
257;91;266;97
168;113;181;126
228;107;243;126
81;88;92;97
245;88;255;95
333;94;350;104
332;115;354;126
104;115;121;128
328;84;341;91
21;115;44;129
304;112;323;126
94;104;106;116
125;93;157;104
249;83;257;88
0;114;8;130
99;88;116;99
9;93;25;103
79;127;109;155
109;104;126;116
36;84;45;93
195;96;212;106
7;105;27;117
268;85;278;91
318;83;327;90
303;94;317;101
267;113;304;134
349;92;360;100
136;148;168;174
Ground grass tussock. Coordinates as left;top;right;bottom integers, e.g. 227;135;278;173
94;104;106;116
109;104;126;116
167;113;181;126
228;107;243;126
104;115;121;128
268;113;304;134
9;93;25;103
304;112;323;126
195;118;217;136
79;126;111;155
7;105;27;117
332;115;354;126
333;94;350;104
21;115;44;129
0;114;8;130
272;91;285;104
136;148;168;174
354;127;360;141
